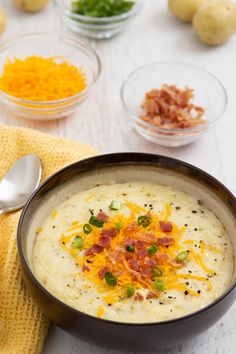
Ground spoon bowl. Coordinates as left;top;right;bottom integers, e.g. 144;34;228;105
0;154;42;214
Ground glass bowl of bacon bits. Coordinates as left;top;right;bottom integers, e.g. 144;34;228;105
121;62;227;147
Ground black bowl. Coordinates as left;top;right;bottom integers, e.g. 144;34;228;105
17;153;236;351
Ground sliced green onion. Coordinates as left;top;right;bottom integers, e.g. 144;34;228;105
109;200;122;210
152;267;163;277
176;251;188;262
89;216;104;228
115;221;123;231
72;236;84;249
104;272;117;287
148;244;158;255
83;224;92;234
126;245;135;252
138;215;151;228
127;284;135;298
154;279;165;291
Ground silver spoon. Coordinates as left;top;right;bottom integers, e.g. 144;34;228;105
0;154;42;215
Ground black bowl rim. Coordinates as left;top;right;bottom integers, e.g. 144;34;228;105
17;152;236;327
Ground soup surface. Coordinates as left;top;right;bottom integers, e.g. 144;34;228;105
33;182;234;323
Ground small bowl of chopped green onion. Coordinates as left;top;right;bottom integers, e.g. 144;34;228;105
54;0;143;40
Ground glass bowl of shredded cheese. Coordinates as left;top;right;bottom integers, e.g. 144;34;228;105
121;62;227;147
0;32;101;121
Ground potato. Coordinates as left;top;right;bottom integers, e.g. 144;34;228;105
13;0;49;12
193;1;236;45
0;8;6;35
168;0;206;22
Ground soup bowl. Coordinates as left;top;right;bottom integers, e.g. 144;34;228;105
17;153;236;351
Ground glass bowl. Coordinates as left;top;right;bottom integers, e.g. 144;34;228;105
54;0;143;40
0;32;101;121
121;62;227;147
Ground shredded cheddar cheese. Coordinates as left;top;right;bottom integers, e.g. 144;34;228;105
0;56;87;102
58;200;219;305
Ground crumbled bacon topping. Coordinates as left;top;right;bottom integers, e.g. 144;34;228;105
159;220;173;233
97;210;109;223
146;291;158;300
134;292;144;301
139;84;205;130
82;265;90;272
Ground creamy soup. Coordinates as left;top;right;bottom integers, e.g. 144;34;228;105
33;182;234;323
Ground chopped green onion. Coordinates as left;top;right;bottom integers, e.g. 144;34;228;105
148;244;158;255
89;216;104;228
176;251;188;262
71;0;135;18
126;245;135;252
115;221;123;231
127;284;135;298
83;224;92;234
109;200;122;210
138;215;151;228
152;267;163;277
72;236;84;249
104;272;117;287
154;279;165;291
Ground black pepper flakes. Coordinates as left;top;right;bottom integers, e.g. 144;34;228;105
184;291;189;295
175;206;181;210
197;290;201;294
185;282;189;286
192;210;197;214
194;228;198;231
184;223;188;227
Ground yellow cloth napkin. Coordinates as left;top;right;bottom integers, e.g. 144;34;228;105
0;124;98;354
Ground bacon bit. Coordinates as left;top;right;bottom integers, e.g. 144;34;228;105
98;266;110;280
146;211;152;219
99;227;117;249
146;291;158;300
135;292;144;301
128;259;141;272
99;235;111;249
125;253;133;261
145;257;157;268
159;220;173;233
102;227;117;238
82;265;90;272
124;222;138;233
136;231;157;242
107;250;124;264
139;84;205;130
85;244;103;256
137;248;148;259
157;253;170;262
136;240;146;249
97;210;109;223
140;265;152;278
124;238;135;247
157;237;174;246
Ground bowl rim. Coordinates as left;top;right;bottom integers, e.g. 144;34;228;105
17;152;236;327
121;61;228;134
53;0;143;23
0;32;101;106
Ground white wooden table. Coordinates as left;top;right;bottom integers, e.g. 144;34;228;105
1;0;236;353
